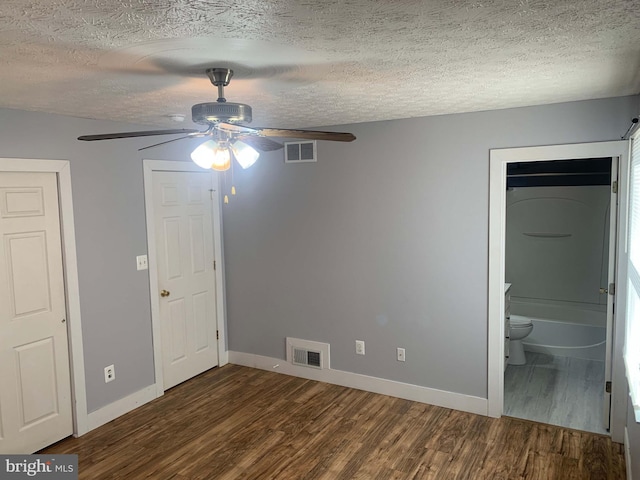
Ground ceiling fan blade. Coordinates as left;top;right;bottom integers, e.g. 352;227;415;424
250;128;356;142
138;135;197;151
78;129;199;141
217;123;355;143
237;136;283;152
217;123;258;135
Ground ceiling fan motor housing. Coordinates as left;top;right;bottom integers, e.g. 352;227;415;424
192;102;252;125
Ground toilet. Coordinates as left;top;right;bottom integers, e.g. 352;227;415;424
508;315;534;365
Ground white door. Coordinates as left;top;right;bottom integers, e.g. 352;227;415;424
153;171;218;390
0;172;72;453
603;158;619;430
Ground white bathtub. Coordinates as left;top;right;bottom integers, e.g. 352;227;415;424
510;299;606;361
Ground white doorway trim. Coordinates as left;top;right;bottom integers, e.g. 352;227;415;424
488;141;629;443
143;160;228;398
0;158;88;437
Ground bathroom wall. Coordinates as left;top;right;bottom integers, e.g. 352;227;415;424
506;185;611;326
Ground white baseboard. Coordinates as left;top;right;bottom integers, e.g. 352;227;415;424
228;351;487;415
86;384;158;432
626;427;633;480
219;350;229;367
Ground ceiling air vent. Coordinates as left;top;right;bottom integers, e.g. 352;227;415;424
284;140;317;163
286;337;330;370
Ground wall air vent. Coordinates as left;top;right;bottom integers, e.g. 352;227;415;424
284;140;317;163
293;348;321;368
286;337;330;370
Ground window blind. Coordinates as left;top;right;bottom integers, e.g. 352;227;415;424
626;132;640;421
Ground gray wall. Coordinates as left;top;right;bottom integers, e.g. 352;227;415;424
0;108;193;412
0;95;636;412
223;96;638;398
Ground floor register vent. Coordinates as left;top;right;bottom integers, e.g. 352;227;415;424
286;337;330;370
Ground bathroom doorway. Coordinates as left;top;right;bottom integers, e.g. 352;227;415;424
503;157;614;434
488;141;628;441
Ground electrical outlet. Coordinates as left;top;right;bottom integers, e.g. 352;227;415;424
355;340;365;355
104;364;115;383
397;347;406;362
136;255;148;271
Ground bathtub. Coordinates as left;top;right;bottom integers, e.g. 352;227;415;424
510;299;606;361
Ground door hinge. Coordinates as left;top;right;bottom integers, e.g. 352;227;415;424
216;330;219;340
605;381;612;393
213;260;216;270
609;282;615;295
612;181;618;194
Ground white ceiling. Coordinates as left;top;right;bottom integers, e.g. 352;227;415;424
1;0;639;130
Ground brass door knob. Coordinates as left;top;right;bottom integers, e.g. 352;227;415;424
160;289;170;297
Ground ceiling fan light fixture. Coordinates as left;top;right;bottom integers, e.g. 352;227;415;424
191;102;252;125
78;68;355;157
232;140;260;169
191;140;231;171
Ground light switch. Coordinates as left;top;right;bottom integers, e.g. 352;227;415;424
136;255;148;271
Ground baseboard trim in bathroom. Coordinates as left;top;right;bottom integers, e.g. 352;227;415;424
228;351;487;416
523;343;606;361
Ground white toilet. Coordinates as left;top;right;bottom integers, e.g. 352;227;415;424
508;315;534;365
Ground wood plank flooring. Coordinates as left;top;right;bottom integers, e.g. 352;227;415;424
41;365;626;479
504;352;606;434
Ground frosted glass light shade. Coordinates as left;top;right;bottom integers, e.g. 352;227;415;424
190;140;231;171
191;140;216;169
232;140;259;169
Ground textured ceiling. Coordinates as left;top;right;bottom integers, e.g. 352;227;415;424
1;0;639;129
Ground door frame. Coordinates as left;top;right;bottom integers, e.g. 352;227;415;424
0;158;88;437
487;141;629;443
143;160;228;397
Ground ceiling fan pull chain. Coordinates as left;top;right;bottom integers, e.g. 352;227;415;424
231;156;236;196
221;167;230;205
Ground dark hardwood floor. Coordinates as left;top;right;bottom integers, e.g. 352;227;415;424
41;365;626;479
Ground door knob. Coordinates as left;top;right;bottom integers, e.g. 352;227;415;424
599;287;608;294
160;289;170;297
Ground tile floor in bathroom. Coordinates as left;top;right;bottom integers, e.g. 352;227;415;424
503;351;607;435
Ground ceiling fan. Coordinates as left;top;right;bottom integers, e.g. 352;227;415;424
78;67;356;172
